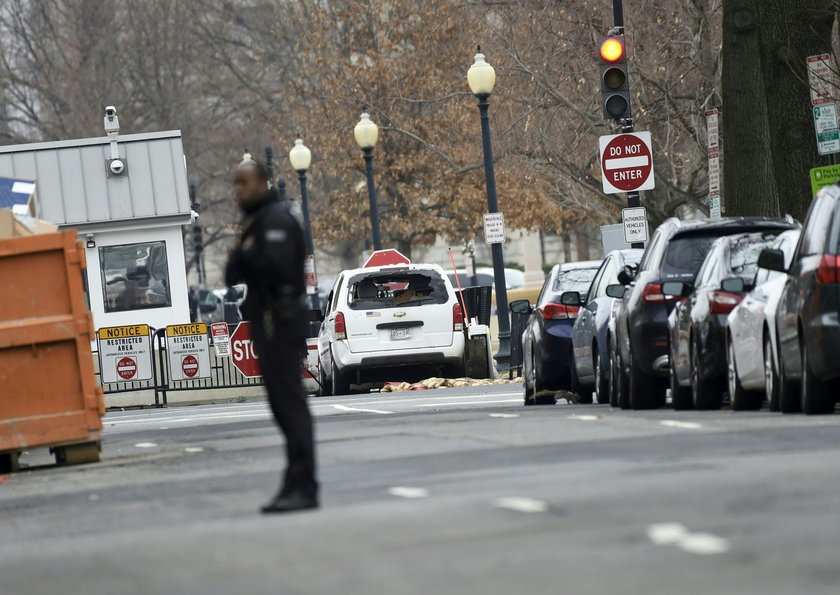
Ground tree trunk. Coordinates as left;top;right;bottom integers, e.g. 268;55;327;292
721;0;781;217
761;0;836;220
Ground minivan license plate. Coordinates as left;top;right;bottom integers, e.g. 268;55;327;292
389;328;413;340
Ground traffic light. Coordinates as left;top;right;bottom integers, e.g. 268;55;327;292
599;35;632;120
193;224;203;253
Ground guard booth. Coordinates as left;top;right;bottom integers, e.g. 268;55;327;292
0;110;193;330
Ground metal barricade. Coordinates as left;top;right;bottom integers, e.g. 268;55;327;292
508;308;530;375
456;286;492;326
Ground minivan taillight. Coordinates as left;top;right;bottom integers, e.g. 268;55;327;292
335;312;347;340
816;255;840;285
453;303;464;331
539;303;579;320
708;291;743;315
642;283;679;304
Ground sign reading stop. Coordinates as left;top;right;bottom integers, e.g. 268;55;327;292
364;249;410;268
599;131;655;194
230;322;262;378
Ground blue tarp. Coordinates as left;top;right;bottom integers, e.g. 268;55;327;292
0;177;35;209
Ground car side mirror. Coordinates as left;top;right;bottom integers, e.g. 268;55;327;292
721;277;745;293
662;281;688;298
560;291;583;306
509;299;532;314
605;284;627;299
307;309;324;323
758;249;787;273
617;265;636;285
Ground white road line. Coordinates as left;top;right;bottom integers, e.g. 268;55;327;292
331;404;394;415
418;399;521;408
647;523;730;555
134;442;158;448
494;497;550;513
184;447;204;453
388;486;429;499
110;412;270;425
660;420;702;430
489;413;520;418
568;414;600;421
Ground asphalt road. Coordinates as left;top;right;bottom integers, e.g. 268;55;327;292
2;384;840;595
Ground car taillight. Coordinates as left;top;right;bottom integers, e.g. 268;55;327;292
453;303;464;331
335;312;347;340
708;291;743;315
539;303;580;320
641;283;679;304
816;254;840;285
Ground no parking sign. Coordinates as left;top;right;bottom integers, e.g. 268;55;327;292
166;323;211;381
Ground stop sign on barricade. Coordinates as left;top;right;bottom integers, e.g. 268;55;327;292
230;322;262;378
599;131;655;194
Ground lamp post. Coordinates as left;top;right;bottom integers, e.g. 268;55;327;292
354;110;382;251
468;47;511;371
289;137;319;310
264;146;274;183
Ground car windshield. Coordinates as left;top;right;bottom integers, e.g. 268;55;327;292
662;235;719;279
347;269;449;310
546;267;599;302
729;233;780;280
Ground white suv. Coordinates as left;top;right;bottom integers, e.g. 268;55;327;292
317;263;466;395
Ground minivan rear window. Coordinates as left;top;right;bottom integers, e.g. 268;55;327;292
347;270;449;310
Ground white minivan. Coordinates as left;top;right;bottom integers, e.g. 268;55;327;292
317;263;466;395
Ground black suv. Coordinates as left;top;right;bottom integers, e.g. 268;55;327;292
609;217;797;409
761;185;840;414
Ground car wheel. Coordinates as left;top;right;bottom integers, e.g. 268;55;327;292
570;353;592;404
523;348;535;405
532;359;557;405
594;346;610;405
691;336;723;410
670;344;693;410
331;353;351;396
778;340;802;414
608;340;619;407
613;345;630;409
628;346;662;410
764;334;780;412
728;337;762;411
801;337;834;415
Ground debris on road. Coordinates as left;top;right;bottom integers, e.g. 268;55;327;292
380;377;523;393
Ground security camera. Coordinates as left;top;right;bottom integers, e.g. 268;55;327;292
109;159;125;175
106;158;127;177
105;106;116;118
104;106;120;135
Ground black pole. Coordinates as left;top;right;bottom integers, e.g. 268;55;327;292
612;0;624;29
476;94;511;371
362;147;382;251
297;170;319;311
265;146;274;182
278;178;287;201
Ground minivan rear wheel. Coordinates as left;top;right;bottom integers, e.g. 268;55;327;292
691;337;723;410
331;353;351;396
628;347;661;410
801;337;834;415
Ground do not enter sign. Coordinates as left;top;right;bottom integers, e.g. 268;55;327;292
117;357;137;380
599;131;655;194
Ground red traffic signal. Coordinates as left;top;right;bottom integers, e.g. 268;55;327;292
599;38;625;63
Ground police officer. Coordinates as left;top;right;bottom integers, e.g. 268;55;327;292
225;159;319;514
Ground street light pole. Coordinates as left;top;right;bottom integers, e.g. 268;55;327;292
468;47;511;371
354;111;382;251
289;138;319;311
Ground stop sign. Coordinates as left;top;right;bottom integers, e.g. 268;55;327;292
599;131;655;194
230;322;262;378
364;249;410;268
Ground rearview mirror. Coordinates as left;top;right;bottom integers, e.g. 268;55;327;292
721;277;745;293
510;299;532;315
758;248;787;273
662;281;688;298
560;291;583;306
605;284;627;299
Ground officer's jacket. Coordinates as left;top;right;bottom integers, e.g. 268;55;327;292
225;189;306;322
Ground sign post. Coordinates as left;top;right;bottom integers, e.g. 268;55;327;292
165;323;211;381
96;324;153;384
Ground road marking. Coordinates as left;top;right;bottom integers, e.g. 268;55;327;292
331;404;394;415
568;414;600;421
110;412;271;425
134;442;158;448
184;447;204;453
388;486;429;499
660;420;702;430
647;523;729;555
418;399;521;408
494;497;550;513
489;413;519;418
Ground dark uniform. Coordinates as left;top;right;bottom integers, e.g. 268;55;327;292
225;187;318;504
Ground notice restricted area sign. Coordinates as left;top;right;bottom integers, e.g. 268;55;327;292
97;324;153;384
166;323;211;381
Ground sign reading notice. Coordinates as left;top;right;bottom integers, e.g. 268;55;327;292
97;324;153;384
621;207;649;244
810;165;840;197
166;323;211;381
210;322;231;357
483;212;505;244
599;132;655;194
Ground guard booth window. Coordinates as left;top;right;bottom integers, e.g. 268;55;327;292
99;241;172;313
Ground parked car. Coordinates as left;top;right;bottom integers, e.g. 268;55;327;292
666;228;796;410
609;217;798;410
762;185;840;414
726;229;800;411
447;267;524;290
570;249;644;404
317;263;466;395
515;260;601;405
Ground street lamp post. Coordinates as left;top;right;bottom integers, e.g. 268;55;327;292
468;47;511;371
289;137;319;311
354;111;382;251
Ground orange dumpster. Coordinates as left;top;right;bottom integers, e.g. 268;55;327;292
0;230;104;472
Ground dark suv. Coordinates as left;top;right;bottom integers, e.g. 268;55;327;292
761;185;840;414
609;217;797;409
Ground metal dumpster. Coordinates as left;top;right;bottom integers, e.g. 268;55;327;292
0;230;104;472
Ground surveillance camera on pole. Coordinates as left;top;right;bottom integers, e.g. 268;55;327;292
103;105;128;177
